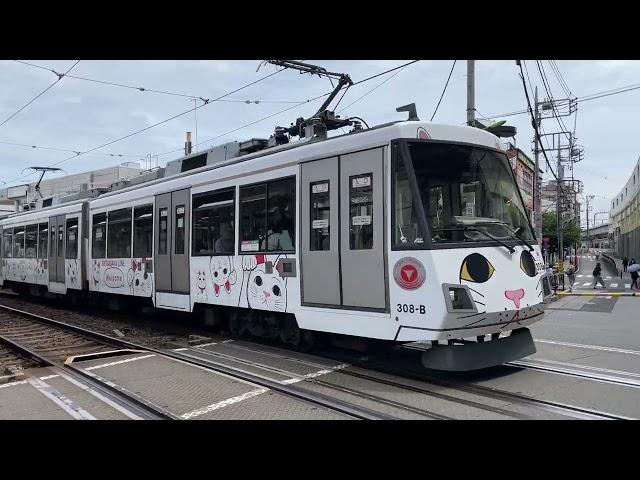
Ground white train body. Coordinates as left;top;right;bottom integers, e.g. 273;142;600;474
0;120;551;348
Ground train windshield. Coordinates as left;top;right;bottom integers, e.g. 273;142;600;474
393;140;535;249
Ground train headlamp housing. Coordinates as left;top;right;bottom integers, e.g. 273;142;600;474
442;283;478;314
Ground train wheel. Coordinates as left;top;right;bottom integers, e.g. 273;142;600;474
279;315;301;346
228;314;245;337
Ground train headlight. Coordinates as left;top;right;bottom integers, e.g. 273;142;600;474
442;283;477;314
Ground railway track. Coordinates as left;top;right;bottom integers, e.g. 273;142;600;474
0;298;635;420
0;303;392;420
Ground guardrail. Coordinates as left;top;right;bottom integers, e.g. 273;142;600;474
601;253;620;277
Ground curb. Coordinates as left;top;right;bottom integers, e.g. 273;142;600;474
557;291;640;297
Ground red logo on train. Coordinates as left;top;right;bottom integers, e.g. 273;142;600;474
393;257;426;290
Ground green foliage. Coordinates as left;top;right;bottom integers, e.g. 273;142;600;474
542;212;581;251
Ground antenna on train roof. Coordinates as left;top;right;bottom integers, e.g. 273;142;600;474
265;60;361;144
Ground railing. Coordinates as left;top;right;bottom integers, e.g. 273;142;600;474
601;252;619;277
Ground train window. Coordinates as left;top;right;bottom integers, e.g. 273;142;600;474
25;224;38;259
13;226;25;258
50;225;56;258
158;208;168;255
239;184;267;252
175;205;185;254
58;224;64;258
38;222;48;259
133;205;153;258
240;178;295;253
349;174;373;250
266;177;295;252
66;218;79;259
3;230;12;258
107;208;132;258
310;180;330;251
92;213;106;258
192;188;235;256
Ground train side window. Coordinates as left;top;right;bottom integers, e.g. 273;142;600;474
25;224;38;259
192;188;235;256
239;184;267;253
3;230;12;258
175;205;185;254
92;213;106;258
58;224;64;258
310;180;330;251
266;177;295;252
158;208;168;255
349;174;373;250
13;226;25;258
50;225;56;257
239;177;295;254
133;205;153;258
66;218;79;259
107;208;132;258
38;222;48;259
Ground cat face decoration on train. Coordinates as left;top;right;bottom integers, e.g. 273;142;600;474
243;254;288;312
458;250;540;325
210;256;237;297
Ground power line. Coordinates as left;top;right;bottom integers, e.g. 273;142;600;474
1;66;285;186
430;60;457;121
13;60;304;105
0;139;141;157
516;61;572;206
536;61;572;142
0;60;80;129
338;61;418;114
351;60;419;86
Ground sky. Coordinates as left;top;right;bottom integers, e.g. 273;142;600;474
1;59;638;225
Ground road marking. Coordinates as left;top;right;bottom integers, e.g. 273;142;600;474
172;348;188;351
85;354;155;371
583;282;591;286
605;276;612;280
625;284;631;288
194;342;218;348
535;338;640;356
610;283;618;287
577;275;585;278
179;364;349;420
0;379;28;389
606;296;612;299
28;377;96;420
54;370;143;420
180;388;269;419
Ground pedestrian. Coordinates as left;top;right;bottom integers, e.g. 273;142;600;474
565;263;576;292
592;262;606;289
631;270;639;290
623;256;629;272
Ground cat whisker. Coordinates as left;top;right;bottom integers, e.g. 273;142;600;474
467;287;485;298
456;311;486;319
463;317;486;327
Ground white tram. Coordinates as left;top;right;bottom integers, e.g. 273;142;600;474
0;116;552;370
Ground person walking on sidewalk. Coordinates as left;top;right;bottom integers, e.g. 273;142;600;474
623;257;629;272
631;270;639;290
565;263;576;292
592;262;606;289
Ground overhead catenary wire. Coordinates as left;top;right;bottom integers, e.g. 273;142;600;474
430;60;457;121
12;60;304;105
0;60;80;129
1;66;286;186
0;140;141;157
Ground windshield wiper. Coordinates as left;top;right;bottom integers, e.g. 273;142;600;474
460;219;534;252
462;226;515;254
510;227;534;252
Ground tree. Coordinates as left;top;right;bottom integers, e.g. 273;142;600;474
542;212;581;253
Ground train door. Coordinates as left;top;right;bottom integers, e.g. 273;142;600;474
301;147;387;310
155;189;191;308
48;215;65;285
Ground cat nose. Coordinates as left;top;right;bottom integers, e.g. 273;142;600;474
263;290;271;298
504;288;525;309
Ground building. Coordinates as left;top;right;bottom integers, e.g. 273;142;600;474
610;155;640;258
582;222;612;249
505;145;536;221
541;180;581;228
0;163;143;213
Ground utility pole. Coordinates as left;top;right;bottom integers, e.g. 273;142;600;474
466;60;475;126
556;147;563;266
533;87;542;245
585;195;594;251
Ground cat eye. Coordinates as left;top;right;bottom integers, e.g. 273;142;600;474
255;276;263;286
214;271;218;277
272;285;281;296
520;250;537;277
223;268;228;274
460;253;495;283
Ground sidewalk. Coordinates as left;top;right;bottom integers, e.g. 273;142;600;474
605;254;635;286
